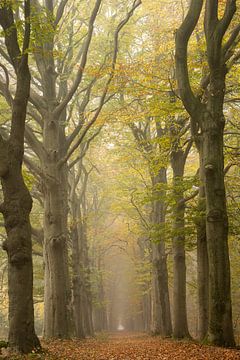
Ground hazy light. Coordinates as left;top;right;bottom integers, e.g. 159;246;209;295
117;324;124;331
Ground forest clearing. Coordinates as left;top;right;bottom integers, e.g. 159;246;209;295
1;0;240;358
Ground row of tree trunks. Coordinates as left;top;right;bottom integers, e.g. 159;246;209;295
175;0;236;347
28;0;101;338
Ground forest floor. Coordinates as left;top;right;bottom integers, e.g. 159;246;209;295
1;332;240;359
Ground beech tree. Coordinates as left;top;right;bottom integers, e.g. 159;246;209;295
130;119;172;336
170;117;192;339
0;0;40;353
175;0;237;346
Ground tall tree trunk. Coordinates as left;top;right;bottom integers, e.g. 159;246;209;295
42;122;71;338
171;149;190;339
151;169;172;336
69;176;85;338
69;171;94;337
202;114;234;346
81;217;94;336
195;140;209;341
71;218;85;338
142;291;151;332
1;149;40;353
175;0;236;346
93;276;108;332
0;1;40;351
138;237;151;332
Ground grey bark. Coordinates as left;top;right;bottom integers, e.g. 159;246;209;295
195;139;209;341
69;168;94;337
130;121;172;337
137;236;151;332
0;2;40;353
170;141;190;339
41;84;71;339
70;206;85;338
151;169;172;336
175;0;236;346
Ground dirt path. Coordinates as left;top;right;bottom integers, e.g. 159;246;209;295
43;332;240;360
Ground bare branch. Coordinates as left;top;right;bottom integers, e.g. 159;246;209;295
223;24;240;55
217;0;237;41
175;0;203;118
58;0;141;167
25;125;46;161
24;155;43;179
68;126;103;169
131;190;149;230
53;0;102;117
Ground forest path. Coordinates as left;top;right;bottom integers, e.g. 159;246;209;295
43;332;240;360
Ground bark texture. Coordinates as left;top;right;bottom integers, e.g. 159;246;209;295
175;0;236;346
69;169;94;337
33;8;72;336
195;140;209;341
0;1;40;353
171;143;190;339
42;123;71;338
151;169;172;336
130;121;172;337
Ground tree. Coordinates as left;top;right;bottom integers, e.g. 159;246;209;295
0;0;40;353
130;119;172;336
175;0;237;346
170;117;192;339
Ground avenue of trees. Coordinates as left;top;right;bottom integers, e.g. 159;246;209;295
0;0;240;355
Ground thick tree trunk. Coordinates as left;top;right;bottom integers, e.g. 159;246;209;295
171;149;190;339
0;48;40;351
175;0;236;347
1;153;40;353
202;115;234;346
0;3;40;347
69;177;94;337
151;169;172;336
42;121;71;338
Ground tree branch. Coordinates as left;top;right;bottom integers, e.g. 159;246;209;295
217;0;237;41
53;0;102;117
58;0;141;167
25;125;46;161
175;0;203;118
